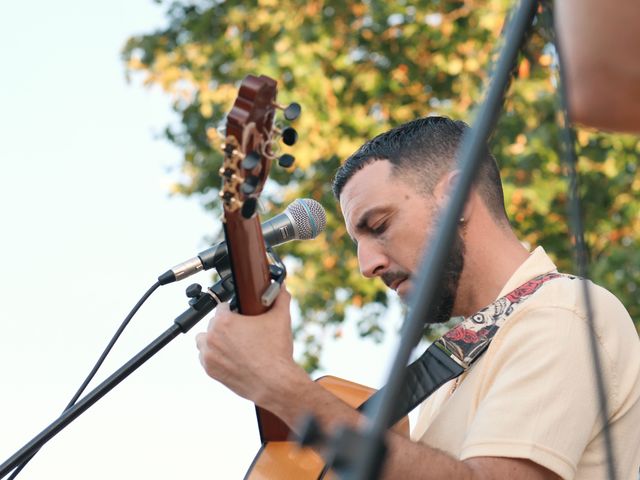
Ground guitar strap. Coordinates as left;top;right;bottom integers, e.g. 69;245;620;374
360;271;568;426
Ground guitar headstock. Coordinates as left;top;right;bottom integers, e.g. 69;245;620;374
219;74;300;314
220;74;300;219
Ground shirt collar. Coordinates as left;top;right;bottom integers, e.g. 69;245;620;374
496;246;558;299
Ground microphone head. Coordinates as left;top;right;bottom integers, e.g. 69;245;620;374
287;198;327;240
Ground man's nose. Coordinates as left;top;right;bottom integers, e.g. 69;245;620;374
357;239;388;278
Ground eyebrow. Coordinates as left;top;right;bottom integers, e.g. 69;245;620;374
350;205;393;244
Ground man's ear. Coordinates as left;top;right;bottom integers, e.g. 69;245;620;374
433;170;474;221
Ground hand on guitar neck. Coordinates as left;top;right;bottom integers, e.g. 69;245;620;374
196;287;301;408
195;285;380;477
196;281;384;432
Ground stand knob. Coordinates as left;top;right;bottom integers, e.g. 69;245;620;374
186;283;202;298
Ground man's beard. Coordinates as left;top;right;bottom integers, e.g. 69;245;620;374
383;228;465;324
428;228;465;324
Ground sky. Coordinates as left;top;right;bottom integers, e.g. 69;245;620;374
0;2;401;478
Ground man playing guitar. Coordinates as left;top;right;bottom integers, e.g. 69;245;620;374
196;116;640;479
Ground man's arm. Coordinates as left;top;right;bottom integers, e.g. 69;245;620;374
195;288;559;479
554;0;640;133
259;357;559;479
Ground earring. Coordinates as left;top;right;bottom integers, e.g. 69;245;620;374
459;217;465;223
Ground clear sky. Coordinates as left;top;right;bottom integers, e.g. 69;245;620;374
0;2;400;478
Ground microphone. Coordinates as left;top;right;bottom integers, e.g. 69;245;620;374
158;198;327;285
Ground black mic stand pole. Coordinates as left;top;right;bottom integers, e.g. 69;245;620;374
322;1;539;478
0;279;232;479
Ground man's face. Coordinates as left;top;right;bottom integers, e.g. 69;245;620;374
340;160;464;323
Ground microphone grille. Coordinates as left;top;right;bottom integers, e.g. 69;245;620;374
287;199;327;240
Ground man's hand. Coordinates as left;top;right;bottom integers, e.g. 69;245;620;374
195;287;561;480
195;286;303;405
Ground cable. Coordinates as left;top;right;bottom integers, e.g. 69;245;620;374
6;281;161;479
549;5;618;477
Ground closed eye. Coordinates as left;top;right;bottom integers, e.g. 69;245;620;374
371;220;388;235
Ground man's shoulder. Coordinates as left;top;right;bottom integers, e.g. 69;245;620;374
501;273;640;371
521;273;631;323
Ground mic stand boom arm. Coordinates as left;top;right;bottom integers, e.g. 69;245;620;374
0;279;233;479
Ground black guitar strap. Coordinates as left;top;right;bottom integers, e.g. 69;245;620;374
360;272;568;426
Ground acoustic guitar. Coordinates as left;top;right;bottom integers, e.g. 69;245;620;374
218;74;408;480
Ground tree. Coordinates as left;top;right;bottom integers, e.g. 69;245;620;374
123;0;640;371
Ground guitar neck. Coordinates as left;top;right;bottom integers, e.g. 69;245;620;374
219;74;279;316
224;212;271;315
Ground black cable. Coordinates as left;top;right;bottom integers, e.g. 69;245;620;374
550;7;617;477
6;281;161;479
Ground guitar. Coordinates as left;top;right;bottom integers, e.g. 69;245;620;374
219;74;408;480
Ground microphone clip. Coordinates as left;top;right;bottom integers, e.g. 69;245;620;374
261;247;287;307
225;246;287;311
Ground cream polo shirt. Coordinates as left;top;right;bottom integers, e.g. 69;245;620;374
411;247;640;479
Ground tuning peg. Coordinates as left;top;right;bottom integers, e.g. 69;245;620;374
219;167;235;180
274;102;301;121
284;102;301;121
278;154;295;168
281;127;298;146
223;140;236;156
241;175;260;195
241;151;261;171
241;197;258;219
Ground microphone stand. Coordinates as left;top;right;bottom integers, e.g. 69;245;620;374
0;279;233;479
318;1;539;478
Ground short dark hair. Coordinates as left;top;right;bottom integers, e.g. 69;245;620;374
332;116;508;224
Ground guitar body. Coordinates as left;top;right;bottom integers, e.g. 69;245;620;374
246;376;409;480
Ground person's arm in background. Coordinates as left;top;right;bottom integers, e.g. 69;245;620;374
555;0;640;134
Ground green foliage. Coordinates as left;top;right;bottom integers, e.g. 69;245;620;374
123;0;640;371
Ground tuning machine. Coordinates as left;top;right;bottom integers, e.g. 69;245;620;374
277;154;295;168
281;126;298;146
271;126;297;168
219;189;241;211
240;175;260;195
272;125;298;146
272;101;301;169
241;151;261;171
273;101;301;121
220;138;243;189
